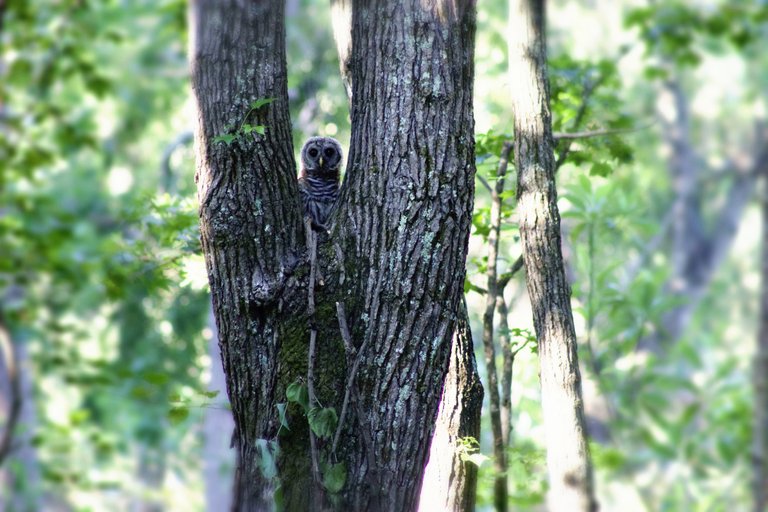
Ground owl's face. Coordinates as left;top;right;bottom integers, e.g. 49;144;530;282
300;137;343;176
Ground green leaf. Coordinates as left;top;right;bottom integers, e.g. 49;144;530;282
250;97;275;110
286;381;309;411
168;406;189;425
276;403;290;431
589;162;613;177
241;124;266;136
142;370;170;386
255;439;279;480
322;462;347;493
213;134;236;145
199;390;220;399
308;407;337;439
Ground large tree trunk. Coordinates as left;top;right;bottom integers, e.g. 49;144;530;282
190;1;304;509
508;1;597;511
420;301;483;512
334;2;476;508
191;1;477;510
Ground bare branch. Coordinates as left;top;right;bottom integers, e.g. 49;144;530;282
304;220;322;489
553;122;654;141
476;173;493;194
331;302;369;457
554;73;608;171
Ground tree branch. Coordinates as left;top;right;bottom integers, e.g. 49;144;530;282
304;219;322;490
0;315;21;467
553;122;654;141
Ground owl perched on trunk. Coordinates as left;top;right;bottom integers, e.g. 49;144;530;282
298;136;343;228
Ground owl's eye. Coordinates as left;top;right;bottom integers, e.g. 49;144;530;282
324;147;336;158
308;148;319;158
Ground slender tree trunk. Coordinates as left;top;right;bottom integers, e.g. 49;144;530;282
639;82;763;353
754;171;768;512
481;143;512;512
192;1;477;510
508;1;597;511
420;300;483;512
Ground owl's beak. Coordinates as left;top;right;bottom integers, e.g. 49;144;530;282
319;156;324;168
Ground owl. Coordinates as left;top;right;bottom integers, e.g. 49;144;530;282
298;136;343;228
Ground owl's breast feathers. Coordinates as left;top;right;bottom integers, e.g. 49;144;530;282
298;172;340;227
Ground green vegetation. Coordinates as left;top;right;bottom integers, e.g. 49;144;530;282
1;0;765;510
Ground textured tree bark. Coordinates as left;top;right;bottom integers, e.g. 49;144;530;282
192;1;477;510
332;3;482;510
420;302;483;512
508;1;598;511
190;2;305;509
334;2;477;508
754;169;768;512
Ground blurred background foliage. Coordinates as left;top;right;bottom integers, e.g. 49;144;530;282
0;0;765;510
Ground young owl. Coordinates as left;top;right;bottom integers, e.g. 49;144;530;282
298;136;343;228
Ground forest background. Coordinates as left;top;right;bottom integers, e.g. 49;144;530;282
1;0;767;510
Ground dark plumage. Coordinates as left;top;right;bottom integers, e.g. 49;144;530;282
298;136;343;228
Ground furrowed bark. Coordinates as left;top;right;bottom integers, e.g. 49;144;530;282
190;2;304;508
420;301;483;512
334;1;477;509
508;1;597;511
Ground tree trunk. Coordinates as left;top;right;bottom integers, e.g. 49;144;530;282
420;301;483;512
334;2;476;508
192;1;477;510
754;168;768;512
639;82;764;353
507;1;597;511
190;1;305;509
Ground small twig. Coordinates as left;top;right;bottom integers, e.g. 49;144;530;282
476;173;493;194
307;329;321;484
304;218;322;487
333;242;346;285
552;123;654;141
331;302;368;456
336;302;354;357
498;255;524;290
554;74;606;170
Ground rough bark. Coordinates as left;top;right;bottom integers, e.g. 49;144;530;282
754;169;768;512
190;1;305;509
192;1;477;510
332;4;482;509
420;302;483;512
508;1;597;511
333;2;477;508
